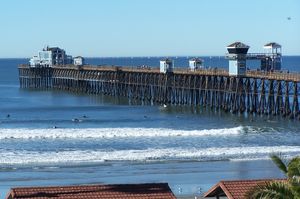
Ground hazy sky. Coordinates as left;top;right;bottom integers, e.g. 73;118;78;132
0;0;299;57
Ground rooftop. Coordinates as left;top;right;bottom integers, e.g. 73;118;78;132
6;183;176;199
227;42;250;49
189;58;203;62
264;42;282;49
160;58;173;62
203;179;286;199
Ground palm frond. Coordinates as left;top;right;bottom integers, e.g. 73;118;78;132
287;157;300;178
271;154;287;175
290;176;300;199
292;175;300;184
245;181;294;199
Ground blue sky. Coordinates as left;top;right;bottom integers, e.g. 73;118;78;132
0;0;299;57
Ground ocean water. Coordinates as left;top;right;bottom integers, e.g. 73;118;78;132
0;57;300;198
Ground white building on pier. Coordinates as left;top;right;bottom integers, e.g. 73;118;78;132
29;46;73;67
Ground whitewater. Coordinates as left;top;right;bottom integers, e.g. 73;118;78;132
0;126;244;139
1;146;300;165
1;126;299;166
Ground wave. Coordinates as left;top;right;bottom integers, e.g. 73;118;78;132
0;127;244;140
1;146;299;165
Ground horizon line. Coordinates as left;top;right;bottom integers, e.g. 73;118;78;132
1;55;300;59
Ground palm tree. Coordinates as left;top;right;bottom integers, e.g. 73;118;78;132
246;155;300;199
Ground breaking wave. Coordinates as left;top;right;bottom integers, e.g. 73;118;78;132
1;146;299;165
0;126;244;140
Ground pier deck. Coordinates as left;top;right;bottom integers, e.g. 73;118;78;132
19;64;300;81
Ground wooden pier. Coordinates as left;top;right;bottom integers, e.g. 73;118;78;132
18;64;300;119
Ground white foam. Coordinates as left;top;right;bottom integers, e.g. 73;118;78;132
0;127;243;140
1;146;299;165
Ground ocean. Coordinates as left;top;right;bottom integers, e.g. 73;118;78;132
0;57;300;198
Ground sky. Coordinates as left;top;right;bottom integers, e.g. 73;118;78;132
0;0;299;57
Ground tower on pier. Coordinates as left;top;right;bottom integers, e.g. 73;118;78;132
261;42;282;71
226;42;249;76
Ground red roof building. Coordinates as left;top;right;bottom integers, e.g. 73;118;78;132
204;179;286;199
6;183;176;199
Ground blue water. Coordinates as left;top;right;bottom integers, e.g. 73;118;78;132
0;57;300;198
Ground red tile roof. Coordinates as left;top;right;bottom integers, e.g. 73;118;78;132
6;183;176;199
203;179;286;199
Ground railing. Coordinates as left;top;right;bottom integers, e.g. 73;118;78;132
246;53;281;59
246;70;300;82
173;68;228;76
225;53;281;60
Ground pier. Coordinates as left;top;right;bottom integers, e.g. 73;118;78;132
18;64;300;119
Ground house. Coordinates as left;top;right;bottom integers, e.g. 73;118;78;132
5;183;176;199
204;179;286;199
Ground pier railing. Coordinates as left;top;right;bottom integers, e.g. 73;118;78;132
246;70;300;82
19;64;300;82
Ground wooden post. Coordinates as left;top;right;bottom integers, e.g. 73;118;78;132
284;81;291;116
291;82;299;118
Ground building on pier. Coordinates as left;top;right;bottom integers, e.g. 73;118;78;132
226;42;249;76
29;46;72;67
160;58;173;73
47;46;73;66
73;56;85;66
226;42;283;74
262;42;282;71
29;51;52;67
246;42;282;71
189;58;203;71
